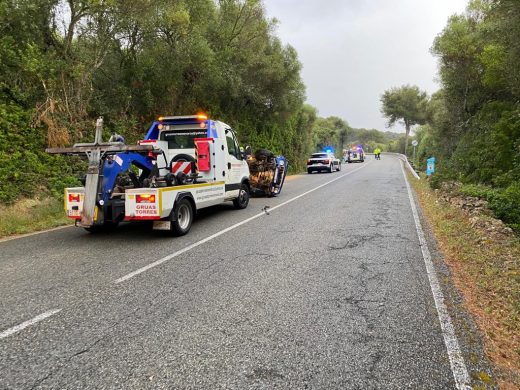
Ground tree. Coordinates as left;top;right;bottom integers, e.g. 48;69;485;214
0;0;314;203
311;116;350;153
380;85;428;155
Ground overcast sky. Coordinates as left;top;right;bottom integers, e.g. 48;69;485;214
262;0;468;132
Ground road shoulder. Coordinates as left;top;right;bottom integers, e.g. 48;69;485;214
409;171;518;389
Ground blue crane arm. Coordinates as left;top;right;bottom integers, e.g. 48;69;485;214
101;152;156;201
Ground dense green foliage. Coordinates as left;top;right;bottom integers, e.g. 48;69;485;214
0;0;315;203
409;0;520;231
0;103;81;203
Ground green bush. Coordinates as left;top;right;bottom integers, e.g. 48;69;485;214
459;184;495;199
488;183;520;232
459;183;520;233
428;168;457;190
0;104;81;204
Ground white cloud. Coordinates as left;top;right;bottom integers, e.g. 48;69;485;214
263;0;468;132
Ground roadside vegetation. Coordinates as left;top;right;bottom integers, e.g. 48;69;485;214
0;197;71;237
410;174;519;389
381;1;520;234
394;3;520;382
0;0;314;207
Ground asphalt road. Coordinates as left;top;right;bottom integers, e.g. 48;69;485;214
0;155;485;389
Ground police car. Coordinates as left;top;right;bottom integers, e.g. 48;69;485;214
307;152;341;173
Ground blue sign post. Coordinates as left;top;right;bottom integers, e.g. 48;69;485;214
426;157;436;176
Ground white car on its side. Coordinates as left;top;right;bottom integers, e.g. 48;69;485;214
307;152;341;173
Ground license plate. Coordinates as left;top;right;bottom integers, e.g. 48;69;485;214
67;209;80;217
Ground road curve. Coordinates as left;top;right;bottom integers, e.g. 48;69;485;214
0;156;481;389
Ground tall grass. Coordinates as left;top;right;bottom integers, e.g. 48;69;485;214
0;197;71;237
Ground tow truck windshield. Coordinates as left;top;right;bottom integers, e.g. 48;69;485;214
160;129;207;149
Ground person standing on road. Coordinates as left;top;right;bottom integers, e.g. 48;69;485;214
374;147;381;160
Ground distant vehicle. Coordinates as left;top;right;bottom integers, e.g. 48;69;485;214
307;152;341;173
346;146;365;163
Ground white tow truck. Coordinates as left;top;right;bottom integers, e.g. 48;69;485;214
48;115;252;235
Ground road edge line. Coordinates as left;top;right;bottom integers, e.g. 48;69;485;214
0;225;73;243
115;162;371;284
0;309;62;340
400;161;471;389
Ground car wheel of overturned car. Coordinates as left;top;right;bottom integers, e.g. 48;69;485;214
233;183;250;209
170;198;193;236
254;149;275;160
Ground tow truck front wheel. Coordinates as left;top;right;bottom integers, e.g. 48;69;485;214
170;198;193;236
233;183;250;209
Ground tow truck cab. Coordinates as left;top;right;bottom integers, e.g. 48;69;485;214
138;115;250;199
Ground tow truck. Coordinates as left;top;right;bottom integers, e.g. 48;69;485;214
47;115;251;235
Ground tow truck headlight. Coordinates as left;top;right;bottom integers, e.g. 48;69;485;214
136;194;156;203
68;193;80;203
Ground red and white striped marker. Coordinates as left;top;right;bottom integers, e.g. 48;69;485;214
171;160;192;175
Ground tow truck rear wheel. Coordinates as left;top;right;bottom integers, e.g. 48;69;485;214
233;183;250;209
170;198;193;236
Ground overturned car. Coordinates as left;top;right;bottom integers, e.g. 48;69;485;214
247;149;288;197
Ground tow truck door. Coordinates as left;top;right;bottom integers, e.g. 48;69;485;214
224;128;245;198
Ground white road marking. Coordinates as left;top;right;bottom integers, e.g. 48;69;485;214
400;161;471;389
0;309;61;340
115;163;371;284
0;225;73;243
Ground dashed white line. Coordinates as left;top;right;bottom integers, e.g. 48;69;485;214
115;162;371;284
400;161;471;390
0;309;62;340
